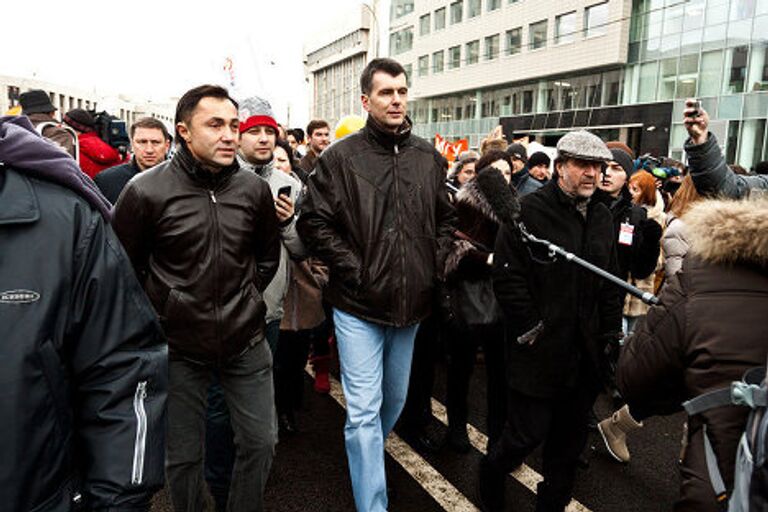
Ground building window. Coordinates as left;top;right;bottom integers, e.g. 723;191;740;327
485;34;500;60
487;0;501;12
725;45;749;93
506;27;522;55
451;0;463;24
404;64;413;87
555;11;577;44
466;40;480;64
585;2;609;37
530;20;548;50
434;7;446;30
420;14;430;35
391;0;415;20
468;0;481;18
418;55;430;76
523;90;534;113
389;27;414;55
433;50;445;73
449;46;462;69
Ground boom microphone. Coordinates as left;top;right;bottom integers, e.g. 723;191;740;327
475;166;521;226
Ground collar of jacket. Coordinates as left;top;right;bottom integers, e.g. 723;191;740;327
455;176;500;224
0;165;40;225
174;143;238;189
363;116;412;151
237;152;274;180
511;167;531;189
547;179;594;211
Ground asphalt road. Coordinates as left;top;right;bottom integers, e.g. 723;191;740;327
152;349;685;512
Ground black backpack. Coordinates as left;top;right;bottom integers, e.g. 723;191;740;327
91;111;130;155
683;361;768;511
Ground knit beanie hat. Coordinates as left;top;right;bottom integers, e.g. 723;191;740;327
527;151;551;168
63;109;95;132
609;148;635;178
238;96;278;134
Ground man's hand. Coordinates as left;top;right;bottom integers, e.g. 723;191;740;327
275;194;295;224
683;98;709;146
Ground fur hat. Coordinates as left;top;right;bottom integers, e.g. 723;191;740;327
238;96;278;134
20;89;56;115
63;109;95;132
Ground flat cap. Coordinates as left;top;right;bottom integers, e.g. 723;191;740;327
556;130;611;162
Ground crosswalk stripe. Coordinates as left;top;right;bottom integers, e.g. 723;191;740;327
430;398;593;512
305;364;479;511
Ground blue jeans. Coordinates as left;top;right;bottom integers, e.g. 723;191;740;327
333;309;419;512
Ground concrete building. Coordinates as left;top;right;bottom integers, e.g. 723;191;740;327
304;4;377;131
390;0;768;168
2;75;175;133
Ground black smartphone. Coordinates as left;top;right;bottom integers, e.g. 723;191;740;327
277;185;292;198
689;99;702;117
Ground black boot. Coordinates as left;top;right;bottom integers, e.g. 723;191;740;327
478;456;505;512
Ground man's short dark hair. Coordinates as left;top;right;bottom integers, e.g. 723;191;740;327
174;85;238;146
754;160;768;175
360;58;407;95
306;120;329;138
130;117;171;141
291;128;305;142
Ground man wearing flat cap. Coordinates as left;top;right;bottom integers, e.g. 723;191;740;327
479;131;623;512
19;89;77;159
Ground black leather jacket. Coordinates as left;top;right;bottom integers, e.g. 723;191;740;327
297;118;456;327
113;146;281;363
0;166;166;511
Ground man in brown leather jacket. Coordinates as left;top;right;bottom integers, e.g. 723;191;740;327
298;58;455;512
112;84;281;512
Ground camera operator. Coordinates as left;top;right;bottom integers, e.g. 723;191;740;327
683;98;767;197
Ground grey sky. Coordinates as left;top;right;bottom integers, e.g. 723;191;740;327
5;0;375;128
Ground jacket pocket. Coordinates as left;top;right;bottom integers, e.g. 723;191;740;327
132;380;148;485
37;339;72;440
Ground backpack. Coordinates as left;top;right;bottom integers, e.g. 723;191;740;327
683;362;768;511
91;111;130;155
36;121;79;163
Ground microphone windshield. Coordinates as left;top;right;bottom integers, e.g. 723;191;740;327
475;166;521;225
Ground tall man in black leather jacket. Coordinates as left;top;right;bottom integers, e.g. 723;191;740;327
112;85;281;512
0;115;167;511
298;59;456;512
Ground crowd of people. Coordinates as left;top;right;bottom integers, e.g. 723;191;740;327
1;57;767;512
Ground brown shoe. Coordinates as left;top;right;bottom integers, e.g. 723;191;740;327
597;404;643;463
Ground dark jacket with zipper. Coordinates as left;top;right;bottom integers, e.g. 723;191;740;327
0;116;166;512
113;145;281;363
94;157;142;204
492;180;622;398
297;117;456;327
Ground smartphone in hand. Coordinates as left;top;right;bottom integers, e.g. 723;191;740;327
277;185;292;198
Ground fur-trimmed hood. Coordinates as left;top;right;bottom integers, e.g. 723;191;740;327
686;197;768;266
455;177;500;224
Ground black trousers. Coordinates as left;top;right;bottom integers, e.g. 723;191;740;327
446;321;506;445
487;378;599;511
274;322;330;415
400;314;441;431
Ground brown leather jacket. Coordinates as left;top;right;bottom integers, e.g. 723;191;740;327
618;197;768;511
113;145;281;363
297;117;456;327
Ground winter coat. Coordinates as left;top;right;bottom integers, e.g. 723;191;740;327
511;167;543;197
685;133;768;198
0;116;167;511
237;154;305;324
94;158;141;204
662;213;690;278
27;112;77;159
617;197;768;512
492;180;622;398
298;148;319;174
113;145;281;364
298;117;456;327
78;131;125;179
280;258;329;332
443;175;502;327
623;192;665;318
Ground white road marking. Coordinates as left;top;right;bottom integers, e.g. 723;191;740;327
430;398;593;512
305;364;479;511
305;365;594;512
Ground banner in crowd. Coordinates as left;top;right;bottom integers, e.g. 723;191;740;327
435;134;469;163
